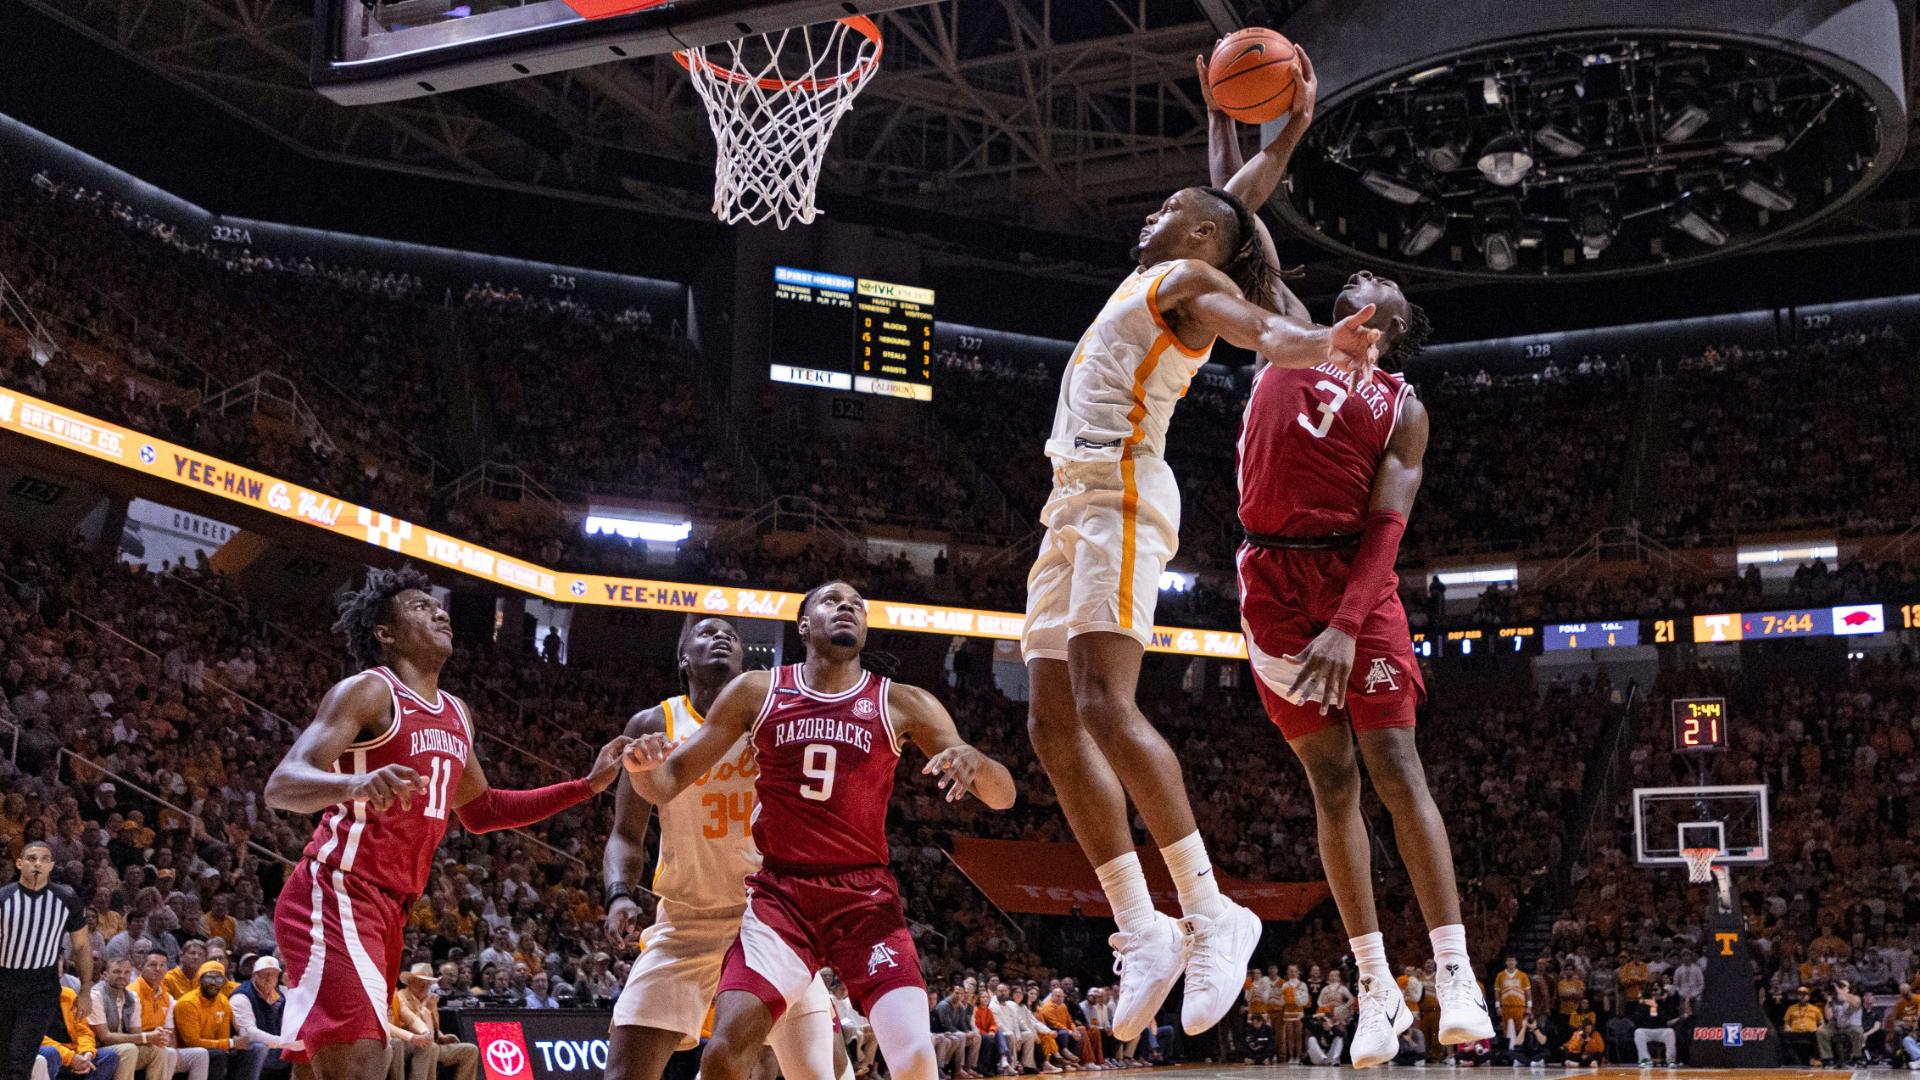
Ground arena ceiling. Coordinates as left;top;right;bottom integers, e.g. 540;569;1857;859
16;0;1920;298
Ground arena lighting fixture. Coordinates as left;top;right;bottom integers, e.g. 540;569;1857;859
1158;571;1193;593
1534;105;1587;158
1473;197;1520;271
1736;543;1837;565
1569;184;1618;257
1400;200;1448;256
1475;134;1533;187
1669;201;1729;246
1360;169;1428;205
1734;165;1797;211
583;515;693;543
1274;8;1903;281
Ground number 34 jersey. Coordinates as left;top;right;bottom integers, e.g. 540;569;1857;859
748;664;900;874
1237;361;1413;537
651;694;762;911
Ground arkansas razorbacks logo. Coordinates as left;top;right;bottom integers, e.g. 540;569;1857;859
1362;658;1401;694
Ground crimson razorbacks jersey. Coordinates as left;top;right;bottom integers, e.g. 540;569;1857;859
300;667;471;897
748;664;899;873
1237;361;1413;536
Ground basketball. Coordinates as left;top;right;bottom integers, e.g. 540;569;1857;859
1207;28;1300;125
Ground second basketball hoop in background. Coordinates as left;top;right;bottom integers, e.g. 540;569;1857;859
675;16;883;229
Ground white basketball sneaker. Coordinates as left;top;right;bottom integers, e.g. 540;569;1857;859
1351;972;1415;1068
1178;900;1263;1034
1108;912;1185;1042
1435;962;1495;1045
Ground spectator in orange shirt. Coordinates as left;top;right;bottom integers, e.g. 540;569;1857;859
200;897;236;950
1563;1021;1605;1067
974;992;1007;1075
38;984;130;1080
172;962;246;1078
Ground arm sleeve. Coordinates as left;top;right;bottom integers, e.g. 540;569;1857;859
454;778;593;833
1329;509;1408;638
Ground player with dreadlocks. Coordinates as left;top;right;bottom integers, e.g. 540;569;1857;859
1020;46;1381;1039
265;566;632;1080
1199;39;1494;1069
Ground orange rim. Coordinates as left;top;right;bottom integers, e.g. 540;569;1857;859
673;15;883;93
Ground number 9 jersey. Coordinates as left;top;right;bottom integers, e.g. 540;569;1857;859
748;663;899;873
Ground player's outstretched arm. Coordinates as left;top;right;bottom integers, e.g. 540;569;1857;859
1197;52;1314;326
1162;260;1379;371
887;683;1016;809
1196;53;1246;188
265;672;424;814
603;705;665;944
449;724;633;834
1285;393;1428;712
622;670;766;804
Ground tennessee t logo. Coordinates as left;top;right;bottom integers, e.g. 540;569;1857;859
1715;932;1738;957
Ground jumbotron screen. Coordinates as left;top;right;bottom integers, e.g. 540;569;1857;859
768;266;935;402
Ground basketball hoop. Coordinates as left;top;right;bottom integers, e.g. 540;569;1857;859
1681;846;1720;884
674;16;883;229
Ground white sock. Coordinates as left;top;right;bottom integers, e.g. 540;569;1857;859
1350;931;1396;991
1095;852;1160;935
1159;831;1229;919
1430;923;1472;981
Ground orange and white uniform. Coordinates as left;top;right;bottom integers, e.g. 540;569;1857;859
1023;260;1213;661
611;695;831;1050
1496;969;1531;1025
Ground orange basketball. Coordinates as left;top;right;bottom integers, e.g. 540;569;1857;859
1208;28;1300;125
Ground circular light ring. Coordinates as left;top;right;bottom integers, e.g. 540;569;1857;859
1267;0;1907;281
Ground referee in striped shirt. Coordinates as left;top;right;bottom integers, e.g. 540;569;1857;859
1;840;90;1080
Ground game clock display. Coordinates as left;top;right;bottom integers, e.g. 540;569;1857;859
1672;697;1729;752
768;266;936;402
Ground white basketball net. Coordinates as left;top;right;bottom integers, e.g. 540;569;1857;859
676;18;882;229
1682;847;1720;884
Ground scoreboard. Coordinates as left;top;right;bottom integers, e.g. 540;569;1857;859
1401;602;1898;658
1672;697;1729;752
768;266;936;402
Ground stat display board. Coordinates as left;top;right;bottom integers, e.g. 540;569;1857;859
1672;697;1730;752
768;266;935;402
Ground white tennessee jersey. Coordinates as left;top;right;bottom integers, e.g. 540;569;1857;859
1045;260;1214;464
651;695;761;910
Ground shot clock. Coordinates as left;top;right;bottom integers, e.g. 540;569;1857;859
1672;697;1729;752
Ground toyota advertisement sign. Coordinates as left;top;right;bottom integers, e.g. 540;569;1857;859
458;1011;615;1080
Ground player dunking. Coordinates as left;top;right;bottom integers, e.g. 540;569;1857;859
624;582;1016;1080
1199;50;1495;1067
265;567;631;1080
1021;51;1380;1038
603;616;836;1080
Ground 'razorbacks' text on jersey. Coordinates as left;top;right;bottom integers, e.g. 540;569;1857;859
748;664;898;874
1046;260;1214;464
301;666;470;897
1237;361;1413;537
651;694;760;910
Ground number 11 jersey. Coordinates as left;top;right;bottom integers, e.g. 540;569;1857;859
748;664;899;874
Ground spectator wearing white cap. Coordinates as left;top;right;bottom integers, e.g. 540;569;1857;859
386;965;476;1080
229;956;295;1080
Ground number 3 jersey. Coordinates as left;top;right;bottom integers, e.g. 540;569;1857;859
651;694;761;911
300;666;470;897
1237;361;1413;537
748;664;899;874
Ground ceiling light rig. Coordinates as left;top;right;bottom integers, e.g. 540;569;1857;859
1275;28;1895;280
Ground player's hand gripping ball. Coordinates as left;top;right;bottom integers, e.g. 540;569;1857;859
1206;28;1303;125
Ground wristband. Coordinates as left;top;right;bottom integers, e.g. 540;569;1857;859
605;883;631;906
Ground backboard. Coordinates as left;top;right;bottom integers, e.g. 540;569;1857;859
1632;784;1770;867
313;0;930;106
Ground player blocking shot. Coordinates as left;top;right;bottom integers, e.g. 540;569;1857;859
1198;48;1495;1067
602;616;836;1080
264;568;632;1080
1019;38;1381;1041
624;582;1016;1080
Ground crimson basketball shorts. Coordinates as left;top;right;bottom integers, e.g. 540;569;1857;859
718;864;924;1020
275;859;409;1059
1236;543;1424;741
